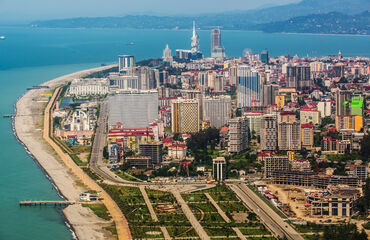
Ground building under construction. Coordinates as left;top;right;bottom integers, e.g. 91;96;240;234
271;170;360;188
306;186;360;217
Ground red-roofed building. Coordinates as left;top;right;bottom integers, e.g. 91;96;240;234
168;144;187;160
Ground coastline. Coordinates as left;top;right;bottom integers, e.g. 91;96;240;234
12;94;78;239
13;65;117;240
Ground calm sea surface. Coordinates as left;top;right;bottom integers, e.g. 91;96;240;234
0;27;369;239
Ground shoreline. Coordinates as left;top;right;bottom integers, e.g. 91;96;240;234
13;64;117;240
6;25;370;37
12;95;78;239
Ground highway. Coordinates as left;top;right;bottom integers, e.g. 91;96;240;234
229;184;304;240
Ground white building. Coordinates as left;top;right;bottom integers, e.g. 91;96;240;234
108;91;159;128
68;78;109;97
318;100;332;118
66;110;92;131
202;96;231;128
168;144;187;160
163;44;173;63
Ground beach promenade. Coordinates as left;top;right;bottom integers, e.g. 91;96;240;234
43;87;131;240
14;65;132;239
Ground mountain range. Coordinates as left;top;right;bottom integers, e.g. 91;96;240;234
31;0;370;35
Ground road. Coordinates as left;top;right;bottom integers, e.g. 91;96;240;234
229;184;304;240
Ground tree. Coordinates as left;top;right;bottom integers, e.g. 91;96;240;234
360;134;370;161
323;224;368;240
103;146;109;159
357;178;370;216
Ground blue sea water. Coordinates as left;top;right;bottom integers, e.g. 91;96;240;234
0;27;369;239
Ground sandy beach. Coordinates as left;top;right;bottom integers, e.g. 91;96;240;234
14;65;117;240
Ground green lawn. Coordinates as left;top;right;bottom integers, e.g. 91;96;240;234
82;203;111;221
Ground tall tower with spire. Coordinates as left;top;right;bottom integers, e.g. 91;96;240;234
191;21;200;53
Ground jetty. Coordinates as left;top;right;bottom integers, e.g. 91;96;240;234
3;114;13;118
19;200;76;206
26;86;50;90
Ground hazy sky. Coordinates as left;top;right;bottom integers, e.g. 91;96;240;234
0;0;299;23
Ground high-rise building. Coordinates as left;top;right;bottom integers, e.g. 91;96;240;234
261;50;269;64
211;29;221;51
335;115;363;132
260;115;277;151
317;100;332;118
139;142;163;165
175;21;202;60
162;44;173;63
213;157;226;181
300;110;321;125
351;97;363;116
264;156;289;178
211;28;226;58
237;65;261;108
171;99;200;133
119;55;135;73
228;117;248;153
335;90;352;116
202;96;231;128
245;112;263;137
286;65;311;89
108;91;158;128
191;21;200;54
278;121;301;151
301;124;314;148
262;84;279;106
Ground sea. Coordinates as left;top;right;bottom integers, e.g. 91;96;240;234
0;26;369;239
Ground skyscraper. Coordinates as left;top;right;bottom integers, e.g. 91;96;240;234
191;21;200;54
261;50;269;64
162;44;173;63
262;84;279;106
335;90;352;116
118;55;135;73
260;114;277;151
211;29;221;51
228;117;248;153
278;121;301;151
237;65;261;108
202;96;231;128
286;65;311;89
171;99;200;133
211;28;225;58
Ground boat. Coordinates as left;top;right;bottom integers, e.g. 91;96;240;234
126;42;134;46
0;36;5;40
